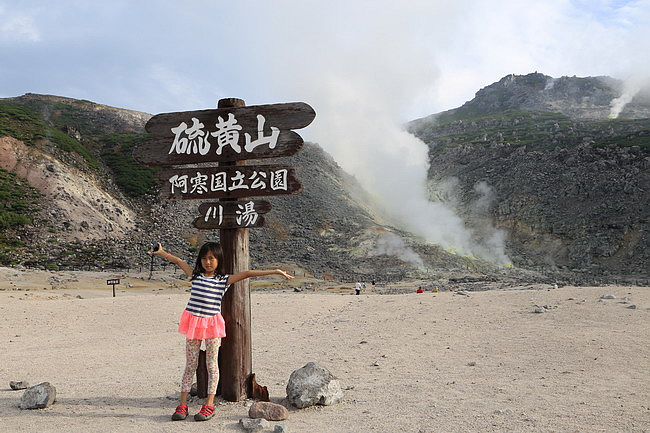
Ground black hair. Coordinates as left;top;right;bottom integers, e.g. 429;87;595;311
191;242;225;280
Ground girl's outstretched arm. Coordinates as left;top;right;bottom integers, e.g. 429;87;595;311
150;243;193;278
227;269;294;286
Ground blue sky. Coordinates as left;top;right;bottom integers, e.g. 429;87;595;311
1;0;648;260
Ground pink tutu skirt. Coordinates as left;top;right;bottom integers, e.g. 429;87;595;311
178;310;226;340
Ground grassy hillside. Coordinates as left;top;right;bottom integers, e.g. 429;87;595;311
411;109;650;152
0;100;99;168
99;132;161;197
0;168;40;264
0;99;158;198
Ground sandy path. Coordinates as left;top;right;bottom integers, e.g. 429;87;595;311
0;282;648;432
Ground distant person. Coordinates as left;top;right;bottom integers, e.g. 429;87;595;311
355;281;362;295
416;287;424;294
151;242;293;422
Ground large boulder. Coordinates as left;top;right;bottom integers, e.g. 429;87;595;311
19;382;56;409
286;362;343;408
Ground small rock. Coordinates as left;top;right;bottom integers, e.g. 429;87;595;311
10;381;29;390
20;382;56;409
467;362;476;367
626;305;637;309
239;417;270;432
249;401;289;421
274;424;288;433
456;290;470;296
600;294;616;300
533;306;546;313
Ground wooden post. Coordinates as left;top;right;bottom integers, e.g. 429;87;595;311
217;97;252;401
134;96;313;402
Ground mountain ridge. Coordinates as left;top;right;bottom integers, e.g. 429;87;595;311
1;72;648;285
408;72;650;278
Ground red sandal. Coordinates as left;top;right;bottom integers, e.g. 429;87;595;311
194;404;215;421
171;404;188;421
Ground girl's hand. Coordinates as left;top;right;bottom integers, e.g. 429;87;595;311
149;243;165;256
276;269;294;279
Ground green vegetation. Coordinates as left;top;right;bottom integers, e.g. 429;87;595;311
0;98;159;198
419;109;650;153
45;263;59;271
0;100;98;168
0;168;39;230
99;132;160;197
0;168;40;264
20;98;107;136
0;100;42;143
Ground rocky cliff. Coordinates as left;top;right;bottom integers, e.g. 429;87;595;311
408;73;650;279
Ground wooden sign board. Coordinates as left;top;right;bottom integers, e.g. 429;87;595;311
134;102;315;166
158;165;302;200
193;200;271;230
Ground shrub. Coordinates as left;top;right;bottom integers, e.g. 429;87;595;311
99;133;160;197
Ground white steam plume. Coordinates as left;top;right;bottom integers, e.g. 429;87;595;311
372;233;424;267
609;75;650;118
300;66;511;264
262;2;512;265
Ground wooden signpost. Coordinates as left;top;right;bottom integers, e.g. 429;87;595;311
134;97;314;401
107;278;120;297
134;102;315;166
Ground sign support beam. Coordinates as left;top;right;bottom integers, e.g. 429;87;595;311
216;98;253;402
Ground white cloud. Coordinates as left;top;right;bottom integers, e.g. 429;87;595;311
0;5;40;42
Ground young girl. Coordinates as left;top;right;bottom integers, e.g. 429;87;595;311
151;241;293;422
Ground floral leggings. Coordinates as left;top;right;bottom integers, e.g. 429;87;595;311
181;338;220;395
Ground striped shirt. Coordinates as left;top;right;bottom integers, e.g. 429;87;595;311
185;274;230;317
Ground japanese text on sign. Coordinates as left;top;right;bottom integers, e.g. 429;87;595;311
169;168;288;195
169;114;280;156
203;201;260;227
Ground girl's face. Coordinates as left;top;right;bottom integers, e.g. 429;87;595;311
201;251;219;276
